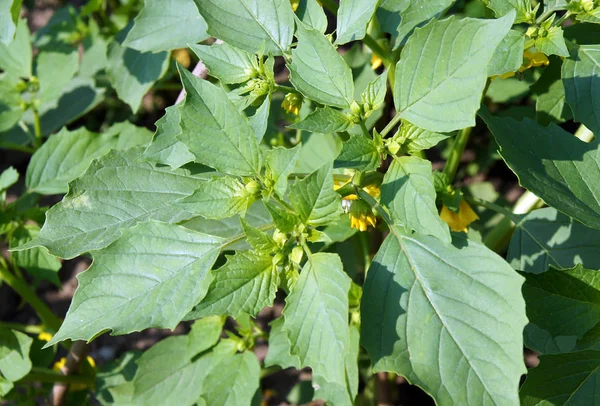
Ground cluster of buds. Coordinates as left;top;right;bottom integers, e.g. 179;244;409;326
282;93;303;116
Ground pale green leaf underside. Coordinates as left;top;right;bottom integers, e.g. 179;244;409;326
485;0;531;23
296;0;327;33
282;253;351;385
123;0;209;52
381;156;451;244
487;29;524;77
396;120;451;153
289;107;354;133
394;12;514;132
335;0;378;45
535;26;569;57
0;328;33;382
178;177;253;220
361;229;527;405
265;145;301;196
190;43;258;84
0;19;31;78
264;317;301;369
186;251;279;319
16;148;200;259
46;221;224;346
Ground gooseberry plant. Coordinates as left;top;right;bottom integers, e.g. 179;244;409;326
2;0;600;404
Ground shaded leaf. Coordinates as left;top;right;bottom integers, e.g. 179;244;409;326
334;135;380;171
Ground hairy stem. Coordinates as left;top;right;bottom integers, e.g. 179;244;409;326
443;127;473;183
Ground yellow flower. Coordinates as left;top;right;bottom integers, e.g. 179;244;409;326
38;331;53;342
520;49;549;72
350;211;377;231
440;200;479;232
371;53;383;70
282;93;302;115
172;48;191;68
290;0;299;11
52;356;96;391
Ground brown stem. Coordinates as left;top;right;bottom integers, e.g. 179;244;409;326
51;341;89;406
175;60;208;104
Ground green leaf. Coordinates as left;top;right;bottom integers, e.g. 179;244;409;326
361;70;388;114
289;107;354;133
264;317;301;369
0;328;33;382
79;21;109;78
179;177;256;220
240;217;276;251
520;351;600;405
264;200;300;233
265;145;301;196
123;0;208;52
381;156;451;244
45;221;225;346
248;95;270;141
289;23;355;108
335;0;378;45
282;253;351;385
200;351;261;406
522;265;600;340
0;19;31;77
194;0;294;55
296;0;327;33
394;12;515;132
335;135;380;171
294;132;342;173
562;44;600;136
533;56;572;125
394;120;451;153
487;30;525;77
177;66;262;176
485;0;531;23
576;7;600;24
0;166;18;192
144;105;195;169
190;43;258;84
107;24;170;113
361;229;527;405
0;0;21;45
0;73;23;132
480;110;600;230
17;148;200;259
124;317;223;404
507;207;600;274
186;251;278;318
26;124;152;195
535;26;569;57
36;51;79;104
289;163;343;226
9;225;61;286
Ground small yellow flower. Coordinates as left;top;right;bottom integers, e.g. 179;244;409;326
520;49;549;72
172;48;191;68
38;331;53;342
282;93;302;115
350;211;377;231
371;53;383;70
440;200;479;232
290;0;299;11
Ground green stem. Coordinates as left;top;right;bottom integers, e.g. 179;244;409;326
0;321;43;335
32;108;42;149
363;34;389;64
442;127;473;183
553;11;571;26
0;142;36;154
359;120;371;139
273;84;301;95
319;0;338;14
357;188;393;226
379;114;402;138
574;124;595;142
19;367;94;386
0;259;62;333
464;196;521;223
358;231;371;271
536;8;554;24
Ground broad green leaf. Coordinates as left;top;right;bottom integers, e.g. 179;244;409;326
486;76;531;103
294;132;342;173
394;121;451;153
144;105;195;169
522;265;600;340
123;0;208;52
128;317;223;404
577;7;600;24
264;200;300;233
45;221;225;346
335;0;378;45
9;225;61;286
248;95;270;141
79;20;108;78
289;23;355;108
17;148;200;259
282;253;351;385
533;57;572;125
394;12;514;132
179;177;256;220
535;26;569;57
544;0;568;12
35;51;79;104
107;24;169;113
0;328;33;382
200;351;261;406
488;30;525;77
0;166;18;192
177;66;262;176
480;110;600;230
95;352;141;405
0;0;21;45
520;351;600;405
240;217;276;251
0;19;31;77
484;0;531;23
334;135;380;171
26;124;152;195
186;251;278;318
296;0;327;33
562;44;600;136
289;163;343;226
190;43;258;84
0;73;23;132
264;317;301;369
289;107;354;133
362;229;527;405
507;207;600;274
194;0;294;55
265;145;301;196
377;0;454;49
381;156;451;244
361;70;388;114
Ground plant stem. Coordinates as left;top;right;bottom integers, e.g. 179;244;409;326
379;114;402;138
19;367;94;386
363;34;390;64
273;84;301;95
359;120;371;138
0;321;43;335
1;142;36;154
0;258;62;333
442;127;473;183
32;108;42;149
52;341;90;406
574;124;594;143
357;188;393;226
